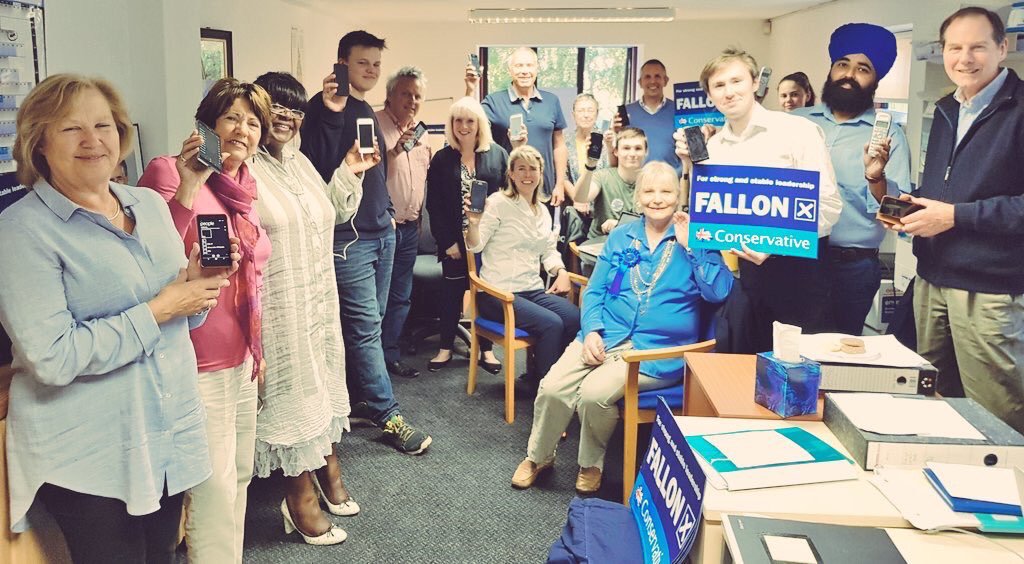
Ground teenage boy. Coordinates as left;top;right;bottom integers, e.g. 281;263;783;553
567;127;648;240
300;30;431;454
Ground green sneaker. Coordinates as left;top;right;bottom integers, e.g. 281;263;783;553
382;415;432;455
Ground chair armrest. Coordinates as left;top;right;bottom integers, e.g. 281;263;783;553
621;340;716;364
567;272;589;287
569;241;581;258
469;272;515;303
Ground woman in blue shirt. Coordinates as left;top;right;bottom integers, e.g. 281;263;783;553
0;75;236;563
510;161;733;494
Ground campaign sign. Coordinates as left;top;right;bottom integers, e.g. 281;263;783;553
688;163;820;259
630;397;707;564
673;82;725;128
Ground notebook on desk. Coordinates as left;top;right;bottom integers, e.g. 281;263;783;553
721;514;906;564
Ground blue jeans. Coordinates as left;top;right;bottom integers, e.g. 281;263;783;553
477;289;580;382
382;221;419;364
333;229;399;426
828;254;881;336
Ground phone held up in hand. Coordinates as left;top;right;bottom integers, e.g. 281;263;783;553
197;214;232;268
586;131;604;161
357;118;375;154
683;126;710;163
469;53;481;76
195;120;223;172
755;66;772;100
469;180;489;213
404;121;428;152
333;63;350;97
876;195;923;226
616;104;630;127
508;113;524;139
868;112;892;158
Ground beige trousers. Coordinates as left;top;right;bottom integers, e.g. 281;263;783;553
526;340;676;470
185;357;257;564
914;278;1024;434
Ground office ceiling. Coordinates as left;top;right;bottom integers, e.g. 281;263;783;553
313;0;837;22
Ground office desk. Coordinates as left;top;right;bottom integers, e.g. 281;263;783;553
682;353;824;421
676;416;906;564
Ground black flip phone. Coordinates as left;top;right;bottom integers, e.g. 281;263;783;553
197;214;232;267
195;120;223;172
333;63;350;97
617;104;630;127
586;131;604;161
683;126;710;163
404;121;428;152
469;53;481;76
469;180;489;213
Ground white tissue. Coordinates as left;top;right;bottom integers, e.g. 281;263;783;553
773;321;802;363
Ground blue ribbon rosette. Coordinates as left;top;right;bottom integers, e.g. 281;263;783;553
609;246;641;296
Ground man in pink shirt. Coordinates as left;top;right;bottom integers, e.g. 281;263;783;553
376;66;431;378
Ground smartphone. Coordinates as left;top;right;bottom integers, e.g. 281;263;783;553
508;113;524;139
356;118;375;154
617;210;642;226
469;179;489;213
597;119;610;132
195;120;223;172
469;53;481;76
333;63;349;97
755;66;773;100
616;104;630;127
877;195;924;225
586;131;604;161
868;111;892;158
683;126;710;163
403;121;428;152
197;214;232;268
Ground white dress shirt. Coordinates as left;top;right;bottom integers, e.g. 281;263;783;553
705;103;842;237
469;191;564;293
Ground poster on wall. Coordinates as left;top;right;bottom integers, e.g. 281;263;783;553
200;28;233;94
673;81;724;128
291;27;304;82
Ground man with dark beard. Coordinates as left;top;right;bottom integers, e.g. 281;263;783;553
793;23;911;335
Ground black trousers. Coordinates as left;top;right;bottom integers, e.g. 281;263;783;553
440;255;492;353
37;483;184;564
719;237;832;354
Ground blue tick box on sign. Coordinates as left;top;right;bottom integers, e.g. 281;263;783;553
755;352;822;418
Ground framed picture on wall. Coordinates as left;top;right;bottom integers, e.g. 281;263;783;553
124;123;144;185
200;28;233;85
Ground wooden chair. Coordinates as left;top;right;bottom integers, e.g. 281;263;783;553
567;241;582;275
620;340;715;503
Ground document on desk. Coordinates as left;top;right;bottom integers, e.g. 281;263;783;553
705;430;814;469
829;393;985;440
800;334;930;368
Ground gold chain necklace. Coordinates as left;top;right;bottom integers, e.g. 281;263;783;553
629;239;674;313
105;198;122;222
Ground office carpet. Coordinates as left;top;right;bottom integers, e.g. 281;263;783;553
228;342;637;564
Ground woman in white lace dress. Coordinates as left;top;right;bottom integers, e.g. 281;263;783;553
249;71;380;546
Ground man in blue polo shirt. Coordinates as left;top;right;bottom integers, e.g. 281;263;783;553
466;47;569;207
616;59;682;174
793;23;911;335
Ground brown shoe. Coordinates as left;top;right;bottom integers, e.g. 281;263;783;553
511;458;553;489
575;466;602;494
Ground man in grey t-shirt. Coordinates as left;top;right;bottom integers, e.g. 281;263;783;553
567;127;648;240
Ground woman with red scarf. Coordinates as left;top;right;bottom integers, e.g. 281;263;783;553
138;78;273;563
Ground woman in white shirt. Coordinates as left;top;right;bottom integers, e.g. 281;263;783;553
465;146;580;394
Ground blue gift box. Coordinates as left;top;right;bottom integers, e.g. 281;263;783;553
754;352;822;418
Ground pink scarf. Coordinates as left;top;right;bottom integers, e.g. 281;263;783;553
207;166;263;381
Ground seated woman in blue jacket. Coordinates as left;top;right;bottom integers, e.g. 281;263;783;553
510;161;733;494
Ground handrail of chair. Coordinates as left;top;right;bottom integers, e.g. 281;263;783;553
468;271;515;303
621;340;717;364
567;272;588;286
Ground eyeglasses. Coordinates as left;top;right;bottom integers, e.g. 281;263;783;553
270;103;305;120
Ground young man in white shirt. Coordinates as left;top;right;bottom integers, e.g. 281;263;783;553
675;48;843;353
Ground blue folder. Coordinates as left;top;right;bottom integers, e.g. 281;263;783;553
924;468;1023;517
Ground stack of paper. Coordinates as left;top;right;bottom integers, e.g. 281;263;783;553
799;334;931;368
828;393;985;440
924;462;1023;516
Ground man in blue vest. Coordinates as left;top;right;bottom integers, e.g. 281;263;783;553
615;59;682;174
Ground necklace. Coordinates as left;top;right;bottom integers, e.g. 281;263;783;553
628;239;674;313
105;198;122;222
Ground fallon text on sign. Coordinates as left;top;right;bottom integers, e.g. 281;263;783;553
688;163;820;259
630;397;707;564
673;81;725;128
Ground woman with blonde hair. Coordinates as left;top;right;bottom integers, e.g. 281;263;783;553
464;145;580;394
424;96;505;372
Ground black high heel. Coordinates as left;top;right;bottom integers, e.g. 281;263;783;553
428;353;453;372
479;357;502;375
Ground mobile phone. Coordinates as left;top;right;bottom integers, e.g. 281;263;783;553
509;113;524;139
586;131;604;161
469;53;481;76
333;63;349;97
683;126;710;163
469;179;489;213
197;214;232;268
755;66;773;100
404;121;428;152
356;118;375;154
616;104;630;127
877;195;924;225
195;120;223;172
617;210;642;226
868;111;892;158
597;119;610;132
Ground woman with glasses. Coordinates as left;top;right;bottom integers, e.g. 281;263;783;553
247;71;381;546
138;77;272;562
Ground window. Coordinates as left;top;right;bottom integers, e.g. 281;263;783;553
480;45;637;124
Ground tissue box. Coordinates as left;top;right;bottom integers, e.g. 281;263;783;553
755;352;822;418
